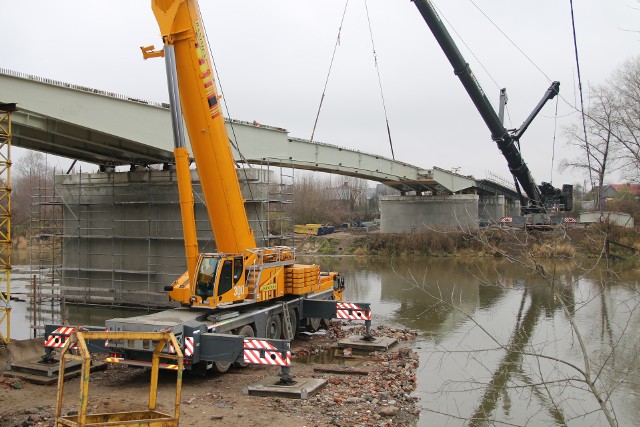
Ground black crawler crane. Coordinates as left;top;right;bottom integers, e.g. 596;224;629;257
412;0;573;222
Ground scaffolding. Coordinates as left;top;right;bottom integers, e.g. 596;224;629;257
28;167;288;313
29;167;65;336
57;171;190;309
31;169;270;311
0;103;14;344
262;161;294;248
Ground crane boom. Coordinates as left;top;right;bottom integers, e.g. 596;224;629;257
144;0;343;309
412;0;560;213
151;0;256;252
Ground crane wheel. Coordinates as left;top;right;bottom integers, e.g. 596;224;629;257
234;325;255;368
265;315;282;339
307;317;321;332
212;361;231;373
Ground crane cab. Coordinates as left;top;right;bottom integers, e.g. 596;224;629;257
192;254;247;308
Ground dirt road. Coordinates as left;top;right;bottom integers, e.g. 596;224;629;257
0;324;419;427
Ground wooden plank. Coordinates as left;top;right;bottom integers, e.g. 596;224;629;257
313;366;370;376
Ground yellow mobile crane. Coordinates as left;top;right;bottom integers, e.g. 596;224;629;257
44;0;372;375
145;0;340;308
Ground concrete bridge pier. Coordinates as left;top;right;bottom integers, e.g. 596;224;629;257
54;168;273;308
379;194;480;232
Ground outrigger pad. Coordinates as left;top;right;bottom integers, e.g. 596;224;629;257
243;376;327;399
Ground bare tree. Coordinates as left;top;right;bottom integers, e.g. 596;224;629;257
12;150;54;235
608;56;640;182
561;55;640;206
293;174;330;225
403;226;637;426
293;173;372;226
561;86;624;209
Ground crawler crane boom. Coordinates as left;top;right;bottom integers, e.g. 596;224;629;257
412;0;572;216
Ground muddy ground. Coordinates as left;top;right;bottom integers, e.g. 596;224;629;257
0;323;419;427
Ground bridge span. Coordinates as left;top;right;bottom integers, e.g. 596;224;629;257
0;68;475;194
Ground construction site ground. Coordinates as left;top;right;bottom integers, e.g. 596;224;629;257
0;323;419;427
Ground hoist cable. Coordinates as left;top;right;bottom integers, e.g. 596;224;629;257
466;0;587;134
569;0;595;191
467;0;553;84
310;1;349;142
434;2;502;93
432;2;513;129
364;0;395;160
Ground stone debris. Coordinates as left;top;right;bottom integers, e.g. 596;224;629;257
264;323;420;426
0;323;420;427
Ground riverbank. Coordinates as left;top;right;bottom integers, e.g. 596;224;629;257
295;224;639;259
0;324;419;427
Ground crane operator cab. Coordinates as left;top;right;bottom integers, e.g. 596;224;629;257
193;254;246;307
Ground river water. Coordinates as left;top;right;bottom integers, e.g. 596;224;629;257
6;254;640;426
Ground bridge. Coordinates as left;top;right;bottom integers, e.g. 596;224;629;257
0;68;476;195
0;68;521;312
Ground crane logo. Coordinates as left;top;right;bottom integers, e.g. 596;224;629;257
194;20;220;119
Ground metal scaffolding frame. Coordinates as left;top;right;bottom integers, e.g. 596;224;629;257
29;168;277;311
29;168;65;335
0;104;14;344
264;161;295;248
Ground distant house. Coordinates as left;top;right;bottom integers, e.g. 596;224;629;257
587;183;640;210
601;184;640;200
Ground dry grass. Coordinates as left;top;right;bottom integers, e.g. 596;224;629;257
531;242;576;258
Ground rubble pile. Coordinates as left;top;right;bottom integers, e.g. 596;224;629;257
0;324;421;427
271;324;421;426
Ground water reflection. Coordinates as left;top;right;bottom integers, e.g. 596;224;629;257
300;255;640;426
6;252;639;425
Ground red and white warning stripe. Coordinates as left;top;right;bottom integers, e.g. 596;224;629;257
44;335;72;348
184;336;194;357
563;217;577;223
44;327;77;348
53;326;76;335
337;302;360;310
336;303;372;321
243;339;291;366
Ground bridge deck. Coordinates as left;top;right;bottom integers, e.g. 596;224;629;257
0;68;481;194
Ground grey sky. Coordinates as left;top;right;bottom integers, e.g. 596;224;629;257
1;1;638;186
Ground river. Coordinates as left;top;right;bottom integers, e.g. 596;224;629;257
6;254;640;426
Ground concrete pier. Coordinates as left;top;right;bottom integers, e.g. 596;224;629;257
55;168;272;307
379;194;480;232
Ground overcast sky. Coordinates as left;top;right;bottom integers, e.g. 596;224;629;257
1;1;638;187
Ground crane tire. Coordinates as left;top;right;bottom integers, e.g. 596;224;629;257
234;324;255;368
307;317;321;332
212;361;231;373
265;315;282;339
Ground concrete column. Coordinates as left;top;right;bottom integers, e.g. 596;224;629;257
56;168;270;307
380;194;480;232
478;194;505;224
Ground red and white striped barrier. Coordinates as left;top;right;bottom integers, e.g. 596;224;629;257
336;302;372;321
44;327;76;348
185;336;194;357
563;217;577;223
243;339;291;366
